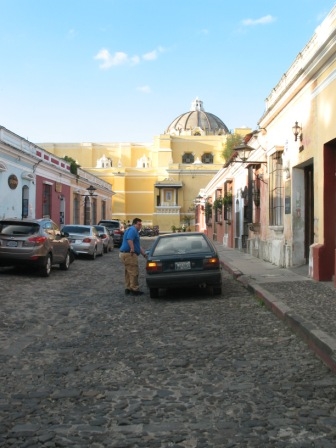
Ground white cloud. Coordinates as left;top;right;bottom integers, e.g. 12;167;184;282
94;46;165;69
142;46;165;61
142;50;158;61
137;85;151;93
242;15;276;26
94;49;136;69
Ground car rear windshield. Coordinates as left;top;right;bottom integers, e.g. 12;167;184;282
62;226;91;235
99;221;119;229
0;222;40;236
153;236;210;255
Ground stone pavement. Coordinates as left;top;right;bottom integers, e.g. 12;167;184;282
214;243;336;373
3;241;336;446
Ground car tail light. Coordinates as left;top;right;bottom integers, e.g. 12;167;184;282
203;257;220;269
82;237;92;243
101;234;107;238
24;236;47;245
114;230;122;235
146;261;163;273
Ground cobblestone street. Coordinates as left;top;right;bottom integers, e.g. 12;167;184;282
1;238;336;447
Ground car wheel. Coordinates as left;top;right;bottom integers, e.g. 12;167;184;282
60;251;71;270
149;288;159;299
91;247;97;260
40;254;52;277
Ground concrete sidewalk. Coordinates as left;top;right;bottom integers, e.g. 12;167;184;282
214;243;336;373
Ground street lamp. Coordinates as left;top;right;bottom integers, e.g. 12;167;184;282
86;185;97;196
292;121;302;142
233;144;267;165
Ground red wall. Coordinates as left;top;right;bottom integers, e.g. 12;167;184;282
35;176;71;227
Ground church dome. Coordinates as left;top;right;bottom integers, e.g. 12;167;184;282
165;98;230;136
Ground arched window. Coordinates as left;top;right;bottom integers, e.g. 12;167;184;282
96;155;112;168
202;153;213;164
182;153;194;164
137;155;151;168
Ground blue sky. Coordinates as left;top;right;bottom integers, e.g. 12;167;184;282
0;0;335;143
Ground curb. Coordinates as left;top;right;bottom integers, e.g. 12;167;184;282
220;259;336;373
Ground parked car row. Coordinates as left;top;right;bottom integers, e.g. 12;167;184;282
0;219;118;277
97;219;125;247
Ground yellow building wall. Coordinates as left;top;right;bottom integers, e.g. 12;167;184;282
39;127;250;230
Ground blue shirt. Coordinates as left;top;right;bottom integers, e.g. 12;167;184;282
120;226;141;255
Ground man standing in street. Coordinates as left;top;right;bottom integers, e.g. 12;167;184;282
119;217;147;296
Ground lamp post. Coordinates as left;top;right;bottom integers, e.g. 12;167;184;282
233;144;266;165
86;185;97;196
81;185;98;225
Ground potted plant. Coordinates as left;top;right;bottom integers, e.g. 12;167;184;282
181;215;192;231
171;225;176;233
212;197;223;211
223;192;233;206
205;201;212;224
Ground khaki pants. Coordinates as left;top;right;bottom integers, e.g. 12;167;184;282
119;252;140;291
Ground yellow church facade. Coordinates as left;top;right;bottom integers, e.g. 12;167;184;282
40;99;250;232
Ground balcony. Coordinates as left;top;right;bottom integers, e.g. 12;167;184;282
155;204;181;214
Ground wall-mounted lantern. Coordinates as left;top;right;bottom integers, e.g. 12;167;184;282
292;121;304;152
233;144;267;165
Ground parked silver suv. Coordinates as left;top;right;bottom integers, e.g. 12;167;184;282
97;219;125;247
0;218;72;277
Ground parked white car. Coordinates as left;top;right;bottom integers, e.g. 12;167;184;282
93;225;114;253
61;225;104;260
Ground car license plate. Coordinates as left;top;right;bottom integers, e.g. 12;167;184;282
175;261;191;271
6;241;18;247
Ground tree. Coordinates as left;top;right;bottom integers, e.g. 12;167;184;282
62;156;81;175
221;133;243;162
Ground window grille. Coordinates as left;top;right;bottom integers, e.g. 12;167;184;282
42;184;51;218
269;151;283;225
22;185;29;218
202;153;213;164
215;189;222;223
73;195;80;224
182;153;194;164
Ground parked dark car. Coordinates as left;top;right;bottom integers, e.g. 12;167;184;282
0;218;73;277
145;232;222;298
97;219;125;247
